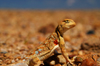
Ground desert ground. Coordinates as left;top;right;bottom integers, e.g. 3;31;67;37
0;10;100;66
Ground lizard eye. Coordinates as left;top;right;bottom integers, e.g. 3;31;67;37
65;20;69;23
63;20;69;23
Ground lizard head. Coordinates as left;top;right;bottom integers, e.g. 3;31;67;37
56;19;76;35
61;19;76;29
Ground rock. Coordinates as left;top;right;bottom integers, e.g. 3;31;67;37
74;57;83;63
0;60;2;65
0;51;7;54
44;54;66;66
92;54;98;61
57;55;66;63
97;57;100;62
80;36;100;53
38;23;55;34
97;57;100;66
50;60;55;65
86;30;95;35
81;59;97;66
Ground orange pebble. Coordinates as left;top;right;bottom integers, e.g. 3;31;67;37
81;59;97;66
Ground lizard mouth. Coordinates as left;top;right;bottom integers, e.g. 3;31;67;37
66;24;76;29
70;23;76;28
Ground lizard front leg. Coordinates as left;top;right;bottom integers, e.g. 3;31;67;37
58;35;75;66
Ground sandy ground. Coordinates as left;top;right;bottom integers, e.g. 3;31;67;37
0;10;100;66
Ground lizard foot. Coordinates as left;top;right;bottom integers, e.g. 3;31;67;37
66;56;77;66
28;56;41;66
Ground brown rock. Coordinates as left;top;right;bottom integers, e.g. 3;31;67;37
0;59;2;65
81;59;97;66
80;36;100;53
92;54;98;61
74;57;83;63
44;54;66;66
38;23;55;34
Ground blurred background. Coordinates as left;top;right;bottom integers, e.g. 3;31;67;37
0;0;100;9
0;0;100;65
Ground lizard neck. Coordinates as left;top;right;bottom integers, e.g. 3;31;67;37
55;25;63;37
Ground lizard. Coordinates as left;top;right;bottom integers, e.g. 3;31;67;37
27;19;76;66
7;19;76;66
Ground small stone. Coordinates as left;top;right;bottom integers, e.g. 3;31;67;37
12;60;15;63
78;51;83;55
17;56;22;60
4;53;13;59
38;23;55;34
15;58;19;62
81;59;97;66
92;54;97;61
0;51;7;54
70;49;75;52
0;60;2;65
5;59;11;64
2;43;6;45
75;57;83;63
86;30;95;35
23;59;25;61
69;55;76;59
50;60;55;65
80;37;100;53
97;57;100;62
57;55;66;63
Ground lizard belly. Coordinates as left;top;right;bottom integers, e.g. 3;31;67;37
28;45;59;66
38;45;59;61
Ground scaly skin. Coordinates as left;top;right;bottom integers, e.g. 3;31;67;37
28;19;76;66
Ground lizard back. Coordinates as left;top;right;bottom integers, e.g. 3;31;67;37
34;32;59;58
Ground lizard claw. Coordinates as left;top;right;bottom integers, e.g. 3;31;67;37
67;56;77;66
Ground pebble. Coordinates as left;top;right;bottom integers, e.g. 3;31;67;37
5;59;11;64
12;60;15;63
23;59;25;61
75;57;83;63
57;55;66;63
78;51;83;55
0;60;2;65
97;57;100;62
2;43;6;45
92;54;97;61
81;59;97;66
70;49;75;52
0;51;8;54
86;30;95;35
50;60;55;65
15;58;19;62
